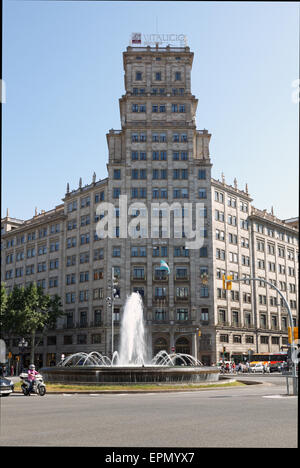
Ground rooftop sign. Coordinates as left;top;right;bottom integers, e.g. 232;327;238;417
131;32;187;47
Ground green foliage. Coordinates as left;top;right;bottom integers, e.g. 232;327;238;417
1;283;64;359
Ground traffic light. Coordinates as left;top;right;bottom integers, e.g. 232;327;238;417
112;276;119;299
223;346;226;353
288;326;299;344
226;275;232;290
222;275;233;290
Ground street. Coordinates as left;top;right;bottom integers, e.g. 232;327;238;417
0;375;297;448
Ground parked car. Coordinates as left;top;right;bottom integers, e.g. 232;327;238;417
249;363;265;373
0;376;14;396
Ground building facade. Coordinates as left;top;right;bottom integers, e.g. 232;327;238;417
1;45;298;367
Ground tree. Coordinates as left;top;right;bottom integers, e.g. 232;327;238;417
1;283;64;364
22;283;64;363
0;284;26;340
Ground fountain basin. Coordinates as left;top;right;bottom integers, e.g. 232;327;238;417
40;366;220;385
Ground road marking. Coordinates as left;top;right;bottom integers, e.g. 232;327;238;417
263;395;297;399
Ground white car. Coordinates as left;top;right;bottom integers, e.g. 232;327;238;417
249;363;265;373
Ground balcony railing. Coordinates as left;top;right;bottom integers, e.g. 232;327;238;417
174;275;189;282
217;321;230;327
175;295;189;302
231;322;243;328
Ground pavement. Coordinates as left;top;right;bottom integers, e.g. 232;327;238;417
0;373;297;448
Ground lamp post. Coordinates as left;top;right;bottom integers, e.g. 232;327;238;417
18;338;28;373
107;267;119;358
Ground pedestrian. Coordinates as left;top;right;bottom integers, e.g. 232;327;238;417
246;361;250;373
225;362;230;373
11;365;14;376
232;362;236;373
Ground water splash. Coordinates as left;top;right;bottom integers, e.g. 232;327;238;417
117;292;146;366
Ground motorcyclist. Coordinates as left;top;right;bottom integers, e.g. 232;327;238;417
27;364;39;393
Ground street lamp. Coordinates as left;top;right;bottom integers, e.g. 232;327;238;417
106;267;119;357
18;338;28;373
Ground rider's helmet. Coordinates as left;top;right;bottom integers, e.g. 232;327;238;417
29;364;35;370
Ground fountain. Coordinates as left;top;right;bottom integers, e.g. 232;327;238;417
41;292;219;385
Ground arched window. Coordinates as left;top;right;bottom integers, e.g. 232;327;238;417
153;337;168;356
175;337;190;355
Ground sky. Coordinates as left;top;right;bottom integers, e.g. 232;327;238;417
2;0;299;221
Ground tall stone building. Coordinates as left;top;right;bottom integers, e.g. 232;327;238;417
1;45;298;367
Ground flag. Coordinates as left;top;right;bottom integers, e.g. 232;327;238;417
159;260;170;274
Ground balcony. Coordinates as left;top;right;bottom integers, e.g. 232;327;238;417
175;295;189;302
153;274;169;282
200;320;210;326
231;322;243;328
131;275;146;282
63;322;75;330
76;321;88;329
174;275;189;282
243;323;256;330
152;318;169;324
217;321;230;327
154;297;168;304
175;319;192;325
89;321;103;328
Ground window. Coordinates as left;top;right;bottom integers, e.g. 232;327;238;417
260;336;269;344
94;269;103;280
154;309;167;321
77;335;87;345
133;267;145;280
215;191;224;203
233;335;242;343
95;191;104;203
155;287;167;299
91;334;102;344
113;169;121;180
176;308;189;321
135;71;142;80
175;71;181;81
80;196;90;208
113;188;121;199
200;247;208;257
175;267;188;280
198;169;206;180
201;308;209;323
63;335;72;345
79;290;89;303
215;210;225;222
176;287;189;299
220;334;229;343
218;309;226;323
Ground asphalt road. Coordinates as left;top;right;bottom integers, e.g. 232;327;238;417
0;374;297;448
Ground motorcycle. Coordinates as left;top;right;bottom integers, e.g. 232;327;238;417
20;372;46;396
